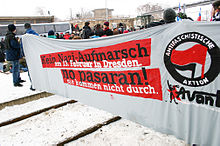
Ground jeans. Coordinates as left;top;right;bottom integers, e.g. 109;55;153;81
11;60;20;84
0;62;3;72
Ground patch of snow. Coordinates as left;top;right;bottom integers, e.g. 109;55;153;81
0;103;115;145
0;72;40;104
0;95;71;123
67;119;187;146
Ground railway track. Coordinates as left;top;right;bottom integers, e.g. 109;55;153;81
0;92;122;145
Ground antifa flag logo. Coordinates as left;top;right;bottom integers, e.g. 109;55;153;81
164;32;220;87
171;44;208;79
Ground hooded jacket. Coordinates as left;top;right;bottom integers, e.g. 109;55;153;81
25;28;39;36
81;25;94;39
103;27;113;36
5;31;20;61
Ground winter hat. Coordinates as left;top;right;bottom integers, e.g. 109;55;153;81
8;24;16;32
48;30;55;36
163;8;176;23
104;21;109;26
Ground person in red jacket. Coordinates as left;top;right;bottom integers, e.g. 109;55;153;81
63;32;70;40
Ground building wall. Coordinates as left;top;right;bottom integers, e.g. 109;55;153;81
93;9;114;19
0;16;54;25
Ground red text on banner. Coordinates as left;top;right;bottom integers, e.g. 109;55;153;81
40;39;151;68
61;68;162;100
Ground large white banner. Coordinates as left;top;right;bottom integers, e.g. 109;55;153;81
23;20;220;145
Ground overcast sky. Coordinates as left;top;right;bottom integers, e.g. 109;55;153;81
0;0;212;20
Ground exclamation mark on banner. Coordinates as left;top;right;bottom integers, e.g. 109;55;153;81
142;67;149;85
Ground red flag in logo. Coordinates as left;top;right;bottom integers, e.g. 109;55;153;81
171;44;208;78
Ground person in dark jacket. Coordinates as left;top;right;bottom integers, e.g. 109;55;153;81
94;24;104;37
118;23;125;34
145;20;165;28
146;8;176;29
5;24;25;87
212;0;220;21
103;21;113;36
81;22;94;39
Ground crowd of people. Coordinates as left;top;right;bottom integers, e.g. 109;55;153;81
0;0;219;89
38;21;131;40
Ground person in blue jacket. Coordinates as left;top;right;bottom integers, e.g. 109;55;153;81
23;23;39;90
5;24;25;87
24;23;39;35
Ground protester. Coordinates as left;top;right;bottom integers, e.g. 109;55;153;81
74;24;80;36
94;24;104;37
0;38;5;71
23;23;39;57
48;30;56;39
1;38;5;49
123;30;129;33
63;32;70;40
59;33;64;39
145;8;176;29
103;21;113;36
5;24;25;87
212;0;220;21
74;24;80;33
0;41;5;72
69;33;75;40
177;12;194;21
112;25;119;35
145;20;165;28
24;23;38;36
118;23;125;34
24;23;39;90
55;33;60;39
163;8;177;23
81;22;94;39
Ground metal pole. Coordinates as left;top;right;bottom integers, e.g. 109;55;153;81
105;0;108;21
183;4;186;13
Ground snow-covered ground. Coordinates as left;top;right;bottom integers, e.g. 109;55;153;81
0;95;71;123
0;72;188;145
0;72;40;104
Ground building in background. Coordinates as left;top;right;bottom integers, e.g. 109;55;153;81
93;8;114;19
0;16;54;25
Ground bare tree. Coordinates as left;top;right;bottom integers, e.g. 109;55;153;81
137;3;162;15
137;3;163;20
75;8;93;19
